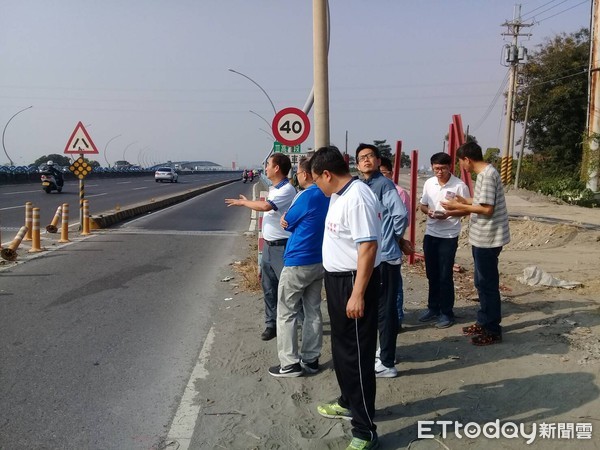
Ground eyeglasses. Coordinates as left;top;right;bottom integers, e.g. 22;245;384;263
313;173;323;183
357;152;377;162
432;166;449;172
380;169;392;175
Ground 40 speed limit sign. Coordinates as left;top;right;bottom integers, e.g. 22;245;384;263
271;107;311;147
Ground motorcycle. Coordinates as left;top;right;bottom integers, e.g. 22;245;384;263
242;171;248;183
40;172;63;193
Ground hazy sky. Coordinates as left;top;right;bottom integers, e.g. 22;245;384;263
1;0;590;169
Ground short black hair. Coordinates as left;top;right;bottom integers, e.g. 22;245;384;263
379;156;393;171
298;156;311;173
430;152;452;166
311;146;349;176
270;152;292;176
355;143;380;161
456;142;483;162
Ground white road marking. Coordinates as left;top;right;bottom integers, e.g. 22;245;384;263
166;326;215;450
86;193;108;198
2;189;39;195
132;187;148;190
0;205;25;211
116;181;132;184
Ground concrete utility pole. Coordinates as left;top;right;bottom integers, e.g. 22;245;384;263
586;0;600;192
500;5;532;185
313;0;330;149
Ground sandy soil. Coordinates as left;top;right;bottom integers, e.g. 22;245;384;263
174;190;600;450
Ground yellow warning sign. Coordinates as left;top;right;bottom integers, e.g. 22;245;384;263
69;157;92;180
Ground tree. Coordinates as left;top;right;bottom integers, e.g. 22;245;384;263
484;147;500;165
515;28;589;176
373;140;392;160
33;154;71;167
400;153;411;168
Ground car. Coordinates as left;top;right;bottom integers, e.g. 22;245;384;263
155;167;178;183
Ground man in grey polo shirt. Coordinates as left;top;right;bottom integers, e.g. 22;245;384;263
443;142;510;346
226;153;296;340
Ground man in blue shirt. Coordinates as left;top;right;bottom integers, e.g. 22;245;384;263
268;157;330;377
357;144;408;378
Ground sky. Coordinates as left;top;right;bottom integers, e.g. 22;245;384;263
1;0;591;169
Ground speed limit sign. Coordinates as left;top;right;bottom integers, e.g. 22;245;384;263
271;107;311;147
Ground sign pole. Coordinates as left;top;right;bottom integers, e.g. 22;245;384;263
79;153;84;230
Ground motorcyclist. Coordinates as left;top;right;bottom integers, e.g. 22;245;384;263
242;169;248;183
248;169;254;182
46;161;64;187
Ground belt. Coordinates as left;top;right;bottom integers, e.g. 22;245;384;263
264;238;288;247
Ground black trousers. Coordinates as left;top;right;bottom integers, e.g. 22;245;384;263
423;235;459;317
324;266;380;441
378;262;399;368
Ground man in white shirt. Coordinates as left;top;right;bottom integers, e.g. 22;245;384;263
226;153;296;340
311;146;382;450
418;152;470;329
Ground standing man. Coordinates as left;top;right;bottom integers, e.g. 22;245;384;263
226;153;296;341
311;146;382;450
268;157;329;377
443;142;510;346
379;156;411;328
418;152;470;329
356;144;407;379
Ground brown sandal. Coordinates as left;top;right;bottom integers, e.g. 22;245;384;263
471;333;502;346
462;324;484;336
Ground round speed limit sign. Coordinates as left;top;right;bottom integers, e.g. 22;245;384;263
271;107;311;147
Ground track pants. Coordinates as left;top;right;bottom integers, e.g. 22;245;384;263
324;266;380;441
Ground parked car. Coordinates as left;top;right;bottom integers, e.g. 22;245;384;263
155;167;178;183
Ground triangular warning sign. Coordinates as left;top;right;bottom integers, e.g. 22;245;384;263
64;121;99;154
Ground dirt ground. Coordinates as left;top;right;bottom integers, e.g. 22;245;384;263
179;189;600;450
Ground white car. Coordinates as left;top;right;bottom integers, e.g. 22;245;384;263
155;167;179;183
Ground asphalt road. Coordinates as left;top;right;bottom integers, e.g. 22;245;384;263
0;180;257;449
0;172;241;231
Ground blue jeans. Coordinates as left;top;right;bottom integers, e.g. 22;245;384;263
472;246;503;335
423;235;458;317
260;243;286;328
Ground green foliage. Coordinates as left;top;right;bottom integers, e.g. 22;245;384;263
373;140;393;160
515;28;589;177
400;153;411;168
484;147;500;165
517;155;598;206
33;154;72;167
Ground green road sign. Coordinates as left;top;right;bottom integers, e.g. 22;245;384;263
273;141;301;153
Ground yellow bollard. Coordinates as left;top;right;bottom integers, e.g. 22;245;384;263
1;226;29;261
24;202;33;241
59;203;70;243
81;200;90;236
29;207;43;253
46;205;62;233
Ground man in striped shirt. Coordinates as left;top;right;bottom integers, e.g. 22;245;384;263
443;142;510;346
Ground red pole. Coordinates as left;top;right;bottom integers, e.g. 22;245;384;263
451;114;473;196
408;149;419;265
393;140;402;184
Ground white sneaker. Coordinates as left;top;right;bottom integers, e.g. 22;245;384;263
375;359;398;378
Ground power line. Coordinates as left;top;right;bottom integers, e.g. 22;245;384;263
472;69;511;131
521;0;571;21
534;0;590;24
522;0;564;17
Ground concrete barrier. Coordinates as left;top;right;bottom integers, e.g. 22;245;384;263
89;178;239;229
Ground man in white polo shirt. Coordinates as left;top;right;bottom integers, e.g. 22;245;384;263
225;153;296;341
311;146;382;450
418;152;470;329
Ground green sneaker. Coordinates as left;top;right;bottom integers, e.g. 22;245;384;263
316;399;352;420
346;436;380;450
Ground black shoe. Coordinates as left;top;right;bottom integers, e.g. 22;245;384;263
300;358;319;374
268;363;303;378
261;327;276;341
